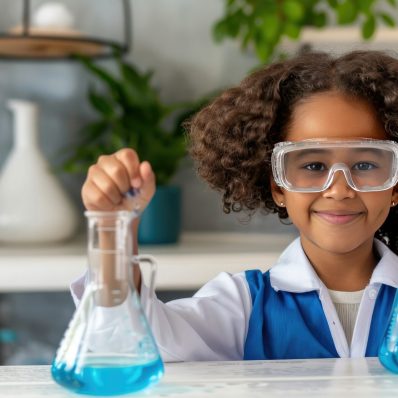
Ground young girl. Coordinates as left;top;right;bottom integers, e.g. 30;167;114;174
74;50;398;361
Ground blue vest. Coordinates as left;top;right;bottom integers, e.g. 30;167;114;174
244;270;396;360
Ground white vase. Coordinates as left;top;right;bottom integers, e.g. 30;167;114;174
0;99;79;243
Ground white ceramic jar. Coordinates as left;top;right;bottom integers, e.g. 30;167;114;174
0;99;79;243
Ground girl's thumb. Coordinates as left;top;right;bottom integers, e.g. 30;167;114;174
139;161;156;204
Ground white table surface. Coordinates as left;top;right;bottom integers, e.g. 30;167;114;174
0;232;296;292
0;358;397;397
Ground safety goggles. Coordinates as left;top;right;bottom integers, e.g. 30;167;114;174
271;139;398;192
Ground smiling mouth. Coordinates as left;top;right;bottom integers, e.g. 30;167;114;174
313;211;364;225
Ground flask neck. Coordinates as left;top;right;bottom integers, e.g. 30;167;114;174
8;100;39;149
86;211;135;307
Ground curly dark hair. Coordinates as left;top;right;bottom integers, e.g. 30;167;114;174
187;50;398;254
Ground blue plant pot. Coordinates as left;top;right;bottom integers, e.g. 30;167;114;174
138;185;181;244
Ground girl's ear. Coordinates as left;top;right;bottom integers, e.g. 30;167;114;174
392;185;398;206
270;178;286;207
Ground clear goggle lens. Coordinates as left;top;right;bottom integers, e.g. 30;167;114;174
272;140;398;192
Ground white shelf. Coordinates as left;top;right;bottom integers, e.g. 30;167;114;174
0;232;296;292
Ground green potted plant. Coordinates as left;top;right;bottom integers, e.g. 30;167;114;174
62;52;206;244
213;0;398;64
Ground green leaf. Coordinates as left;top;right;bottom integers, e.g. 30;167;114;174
80;120;109;142
76;55;124;102
283;23;301;39
110;134;126;149
282;0;305;22
228;10;245;38
62;160;81;173
379;12;395;27
362;15;376;39
241;20;256;49
212;19;228;42
388;0;397;6
119;62;158;106
88;89;115;117
358;0;375;13
312;12;327;28
327;0;338;7
115;58;167;124
251;1;277;14
337;1;358;24
254;39;273;63
212;11;244;42
261;13;280;42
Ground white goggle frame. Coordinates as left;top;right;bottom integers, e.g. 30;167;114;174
271;139;398;193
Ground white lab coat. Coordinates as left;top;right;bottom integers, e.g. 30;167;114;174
71;237;398;361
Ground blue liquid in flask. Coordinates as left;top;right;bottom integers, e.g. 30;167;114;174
379;293;398;373
51;355;164;396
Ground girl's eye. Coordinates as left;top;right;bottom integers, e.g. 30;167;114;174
303;162;326;171
353;162;377;171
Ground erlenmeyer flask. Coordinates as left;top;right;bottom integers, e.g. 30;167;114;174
51;210;164;395
379;291;398;373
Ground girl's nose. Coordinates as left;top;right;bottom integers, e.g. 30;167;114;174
322;170;356;200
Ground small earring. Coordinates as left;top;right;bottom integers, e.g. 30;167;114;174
392;201;396;207
279;202;285;207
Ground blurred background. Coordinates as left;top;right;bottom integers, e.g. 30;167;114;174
1;0;398;365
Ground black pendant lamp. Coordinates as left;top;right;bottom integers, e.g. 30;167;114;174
0;0;131;60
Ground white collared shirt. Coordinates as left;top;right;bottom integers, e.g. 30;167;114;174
70;237;398;362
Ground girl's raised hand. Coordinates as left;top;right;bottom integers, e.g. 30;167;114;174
81;148;156;212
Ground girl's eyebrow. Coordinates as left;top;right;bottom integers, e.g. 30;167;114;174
290;147;385;160
351;148;384;158
290;148;330;160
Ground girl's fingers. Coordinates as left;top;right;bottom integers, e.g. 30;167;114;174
114;149;142;188
97;154;131;195
124;161;155;212
114;149;156;206
82;179;117;211
139;161;156;202
82;148;156;212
